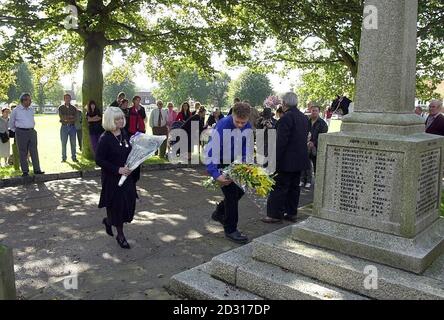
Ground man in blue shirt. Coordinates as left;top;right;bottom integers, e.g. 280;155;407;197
205;102;253;244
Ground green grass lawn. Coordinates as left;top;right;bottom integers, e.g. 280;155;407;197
441;193;444;217
0;114;167;179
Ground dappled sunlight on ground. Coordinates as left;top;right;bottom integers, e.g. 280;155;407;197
0;168;313;299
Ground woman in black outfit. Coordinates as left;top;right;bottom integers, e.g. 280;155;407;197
181;106;207;161
86;100;104;155
96;107;137;249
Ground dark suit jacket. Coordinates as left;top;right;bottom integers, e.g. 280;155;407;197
426;114;444;136
276;108;310;173
308;117;329;148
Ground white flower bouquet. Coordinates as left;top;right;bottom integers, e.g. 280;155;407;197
118;132;166;186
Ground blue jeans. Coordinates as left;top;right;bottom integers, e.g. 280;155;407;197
60;124;77;161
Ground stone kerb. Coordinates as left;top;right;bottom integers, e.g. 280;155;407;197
0;245;17;300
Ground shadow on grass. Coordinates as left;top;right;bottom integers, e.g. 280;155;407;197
66;157;97;172
0;166;22;179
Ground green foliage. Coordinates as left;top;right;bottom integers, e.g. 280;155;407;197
441;192;444;217
103;68;136;106
232;0;443;99
297;63;355;107
30;63;65;108
0;69;13;102
7;63;34;103
209;73;231;109
44;82;65;106
153;69;230;108
0;0;259;160
228;70;273;107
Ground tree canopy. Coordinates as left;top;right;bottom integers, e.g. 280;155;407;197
7;63;34;103
221;0;444;100
0;0;259;159
228;70;274;107
153;69;230;109
103;67;136;106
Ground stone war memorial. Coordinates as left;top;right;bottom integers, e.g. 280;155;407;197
171;0;444;300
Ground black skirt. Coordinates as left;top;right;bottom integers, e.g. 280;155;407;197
100;173;137;226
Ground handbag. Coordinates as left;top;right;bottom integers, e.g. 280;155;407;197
152;126;168;136
0;131;9;143
8;129;15;138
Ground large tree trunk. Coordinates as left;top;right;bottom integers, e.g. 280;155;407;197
82;32;106;160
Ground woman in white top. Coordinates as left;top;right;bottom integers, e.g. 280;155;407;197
0;106;11;166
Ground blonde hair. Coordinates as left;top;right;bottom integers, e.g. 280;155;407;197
103;107;125;132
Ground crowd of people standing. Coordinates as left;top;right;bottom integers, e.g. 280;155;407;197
0;89;443;248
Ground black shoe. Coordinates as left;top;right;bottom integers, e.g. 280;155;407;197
211;211;224;224
116;236;131;249
225;231;249;244
102;218;113;237
61;159;66;163
22;172;29;177
34;171;45;175
283;214;298;223
72;158;79;163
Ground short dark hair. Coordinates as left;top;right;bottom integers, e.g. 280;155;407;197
198;106;206;114
64;93;71;99
132;96;141;103
19;93;31;103
232;102;251;119
121;98;129;105
311;105;321;111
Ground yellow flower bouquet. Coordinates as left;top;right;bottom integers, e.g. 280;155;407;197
203;163;275;198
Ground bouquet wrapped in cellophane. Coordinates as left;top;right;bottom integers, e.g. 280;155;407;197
118;132;166;187
203;163;275;213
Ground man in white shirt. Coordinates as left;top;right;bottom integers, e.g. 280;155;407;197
149;100;168;158
9;93;44;177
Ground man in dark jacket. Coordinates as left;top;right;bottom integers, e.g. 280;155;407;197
425;99;444;136
262;92;310;223
300;105;328;188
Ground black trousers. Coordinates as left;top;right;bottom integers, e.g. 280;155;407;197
214;183;245;234
267;171;301;219
310;154;317;174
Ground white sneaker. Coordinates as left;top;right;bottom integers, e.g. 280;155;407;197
299;182;304;187
305;183;311;188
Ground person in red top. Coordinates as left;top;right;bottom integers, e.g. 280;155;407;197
425;99;444;136
176;102;192;122
127;96;146;136
324;106;333;126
